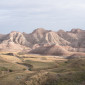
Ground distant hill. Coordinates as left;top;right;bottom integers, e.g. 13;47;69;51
0;28;85;55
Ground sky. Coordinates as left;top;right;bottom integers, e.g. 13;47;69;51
0;0;85;33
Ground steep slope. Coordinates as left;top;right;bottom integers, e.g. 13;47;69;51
57;29;85;52
23;28;49;44
0;31;31;52
6;31;31;46
0;28;85;54
0;34;9;43
29;44;69;56
23;28;70;46
0;41;30;52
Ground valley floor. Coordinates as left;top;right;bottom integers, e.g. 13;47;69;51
0;52;85;85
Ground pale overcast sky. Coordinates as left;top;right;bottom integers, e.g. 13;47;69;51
0;0;85;33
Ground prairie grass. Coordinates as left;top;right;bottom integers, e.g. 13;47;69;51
24;60;58;71
0;53;85;85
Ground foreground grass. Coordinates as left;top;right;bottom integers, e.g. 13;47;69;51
0;53;85;85
24;60;58;71
56;71;85;85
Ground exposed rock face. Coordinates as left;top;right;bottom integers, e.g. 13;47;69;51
0;42;29;52
30;44;69;56
70;28;83;33
0;31;31;52
23;28;48;44
0;28;85;55
24;28;70;46
57;29;85;49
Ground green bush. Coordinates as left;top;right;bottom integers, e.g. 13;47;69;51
0;67;8;71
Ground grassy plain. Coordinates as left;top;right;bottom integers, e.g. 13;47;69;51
0;52;85;85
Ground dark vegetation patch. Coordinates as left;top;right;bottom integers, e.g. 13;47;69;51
5;53;15;56
24;60;58;71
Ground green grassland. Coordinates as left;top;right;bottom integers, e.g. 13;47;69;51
24;60;58;70
0;53;85;85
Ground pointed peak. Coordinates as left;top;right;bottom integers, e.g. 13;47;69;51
57;29;65;33
34;28;45;31
10;31;22;34
70;28;82;33
32;28;46;34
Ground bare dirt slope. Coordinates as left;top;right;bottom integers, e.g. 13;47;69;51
0;28;85;55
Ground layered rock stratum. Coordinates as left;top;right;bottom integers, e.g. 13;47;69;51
0;28;85;55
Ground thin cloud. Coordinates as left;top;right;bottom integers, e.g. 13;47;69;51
0;0;85;33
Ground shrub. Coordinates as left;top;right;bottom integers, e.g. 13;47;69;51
0;67;8;71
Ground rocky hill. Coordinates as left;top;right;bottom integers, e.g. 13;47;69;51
0;28;85;55
29;44;69;56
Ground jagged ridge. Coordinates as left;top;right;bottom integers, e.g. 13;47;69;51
0;28;85;55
